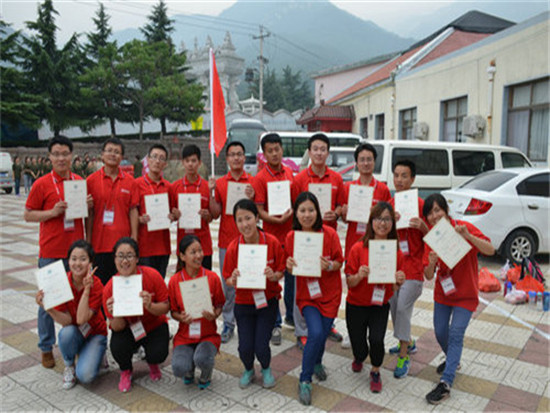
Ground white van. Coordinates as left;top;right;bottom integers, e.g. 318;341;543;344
0;152;14;194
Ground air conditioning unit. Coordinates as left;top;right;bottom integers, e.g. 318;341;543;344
462;115;486;138
413;122;429;140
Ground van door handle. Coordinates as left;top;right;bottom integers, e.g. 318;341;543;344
528;204;539;210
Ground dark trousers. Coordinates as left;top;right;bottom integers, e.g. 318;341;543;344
346;302;390;368
94;252;117;286
110;323;169;371
139;255;170;278
234;299;278;370
283;270;295;324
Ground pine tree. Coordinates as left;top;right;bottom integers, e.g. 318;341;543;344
141;0;174;47
86;2;112;61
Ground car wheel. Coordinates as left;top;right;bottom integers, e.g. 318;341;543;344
4;187;12;194
503;229;536;264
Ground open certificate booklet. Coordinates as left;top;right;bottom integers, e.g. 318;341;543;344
237;244;268;289
308;183;332;216
395;188;419;230
423;218;472;269
293;231;324;277
145;193;171;232
112;274;143;317
35;260;73;310
179;276;213;320
225;182;248;215
267;180;291;216
368;240;397;284
347;185;374;223
178;193;201;229
63;180;88;220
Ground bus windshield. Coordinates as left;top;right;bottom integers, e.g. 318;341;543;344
228;128;264;157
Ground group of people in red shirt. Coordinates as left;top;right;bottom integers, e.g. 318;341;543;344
28;132;493;406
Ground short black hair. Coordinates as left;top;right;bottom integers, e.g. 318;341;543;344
48;135;73;153
102;137;125;155
182;144;201;161
226;141;245;155
260;133;282;151
292;191;323;231
393;159;416;177
148;144;168;158
354;143;377;162
67;239;95;262
307;133;330;151
113;237;139;257
423;193;449;219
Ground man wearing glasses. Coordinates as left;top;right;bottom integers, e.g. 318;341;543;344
131;144;173;278
209;141;255;343
86;138;138;285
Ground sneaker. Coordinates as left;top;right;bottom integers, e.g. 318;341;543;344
297;336;307;351
298;381;312;406
239;369;255;389
41;351;55;369
118;370;132;392
284;317;295;329
149;364;162;382
198;380;211;390
436;361;461;375
314;364;327;381
351;360;363;373
271;327;282;346
62;366;76;390
369;371;382;393
261;367;276;388
389;339;417;355
341;334;351;349
221;325;234;344
426;381;451;405
394;356;410;379
183;375;194;385
328;327;343;342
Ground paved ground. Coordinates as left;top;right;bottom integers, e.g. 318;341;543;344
1;192;549;412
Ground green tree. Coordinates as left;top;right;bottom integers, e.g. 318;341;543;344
85;2;112;61
141;0;174;46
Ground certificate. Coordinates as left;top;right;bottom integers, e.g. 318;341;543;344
178;193;201;229
368;240;397;284
293;231;324;277
225;182;248;215
112;274;143;317
395;189;419;230
267;180;291;216
346;185;374;223
63;180;88;220
423;218;472;269
145;193;171;231
308;183;332;216
237;244;267;289
35;260;73;310
179;276;213;319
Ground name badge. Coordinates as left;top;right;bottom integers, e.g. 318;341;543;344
307;280;322;299
356;222;367;234
130;321;146;341
440;274;457;296
64;218;75;232
103;209;115;226
189;321;201;338
253;291;268;309
78;322;91;338
372;286;385;305
399;240;409;255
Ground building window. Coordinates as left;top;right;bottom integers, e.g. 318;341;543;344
506;77;549;162
399;108;416;140
375;114;384;140
359;117;368;139
442;96;467;142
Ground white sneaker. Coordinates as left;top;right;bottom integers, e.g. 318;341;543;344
62;366;76;390
341;335;351;349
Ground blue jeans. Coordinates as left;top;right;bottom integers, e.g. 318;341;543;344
433;302;473;386
58;326;107;383
219;248;235;330
300;306;333;383
37;258;69;352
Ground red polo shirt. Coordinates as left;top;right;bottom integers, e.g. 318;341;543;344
284;225;344;318
54;272;107;336
170;175;213;256
253;164;295;246
214;171;253;249
345;240;404;306
168;267;225;350
423;219;490;312
25;171;85;259
293;166;345;230
223;231;285;305
344;177;391;259
87;168;137;254
103;265;169;333
133;174;172;257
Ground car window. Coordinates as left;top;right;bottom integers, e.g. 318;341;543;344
372;144;383;174
460;170;517;191
516;173;549;197
393;148;449;175
502;152;531;168
327;152;355;168
331;138;361;147
452;150;495;176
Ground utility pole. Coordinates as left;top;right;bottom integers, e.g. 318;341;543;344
253;26;270;121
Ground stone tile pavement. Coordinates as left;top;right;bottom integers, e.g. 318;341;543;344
1;193;549;412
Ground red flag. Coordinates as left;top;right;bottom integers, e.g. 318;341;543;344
210;49;227;157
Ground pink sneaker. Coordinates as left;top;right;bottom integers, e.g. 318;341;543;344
118;370;132;392
352;360;363;373
149;364;162;382
370;371;382;393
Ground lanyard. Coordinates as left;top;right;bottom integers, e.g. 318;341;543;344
179;267;206;282
144;174;161;195
50;171;74;202
101;169;123;210
238;230;267;246
182;176;202;193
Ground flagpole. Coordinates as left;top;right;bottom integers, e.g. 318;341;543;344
209;48;215;179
